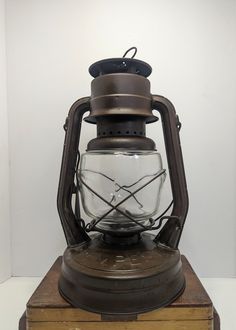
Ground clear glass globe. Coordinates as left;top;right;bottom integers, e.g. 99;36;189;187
78;150;165;234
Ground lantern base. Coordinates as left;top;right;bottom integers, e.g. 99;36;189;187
59;233;185;314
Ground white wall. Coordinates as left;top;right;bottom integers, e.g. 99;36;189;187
0;0;11;282
6;0;236;277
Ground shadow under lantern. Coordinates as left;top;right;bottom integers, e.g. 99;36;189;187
57;48;189;314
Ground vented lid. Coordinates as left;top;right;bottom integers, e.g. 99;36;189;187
89;47;152;78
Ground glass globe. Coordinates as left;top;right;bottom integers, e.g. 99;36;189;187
78;150;165;234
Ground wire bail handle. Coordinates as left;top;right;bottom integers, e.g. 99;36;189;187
122;47;137;59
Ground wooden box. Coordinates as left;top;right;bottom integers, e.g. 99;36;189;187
19;256;220;330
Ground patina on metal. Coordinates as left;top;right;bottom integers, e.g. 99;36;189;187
57;48;189;314
59;233;185;314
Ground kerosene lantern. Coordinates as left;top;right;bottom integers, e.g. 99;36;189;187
57;48;189;314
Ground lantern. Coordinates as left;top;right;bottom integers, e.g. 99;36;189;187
57;48;189;314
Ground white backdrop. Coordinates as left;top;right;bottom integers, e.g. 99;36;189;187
0;0;11;283
5;0;236;277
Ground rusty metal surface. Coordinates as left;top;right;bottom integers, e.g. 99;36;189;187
63;233;180;277
85;73;157;124
152;95;189;248
59;233;185;314
87;135;156;151
57;97;91;246
19;256;220;328
27;256;212;310
56;54;189;313
87;116;156;151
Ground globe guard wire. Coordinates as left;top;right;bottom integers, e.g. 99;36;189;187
78;171;165;231
75;157;180;233
77;169;166;231
80;169;144;209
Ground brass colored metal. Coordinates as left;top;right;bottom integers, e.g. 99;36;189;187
87;136;156;151
85;73;157;150
85;73;157;124
59;233;185;314
57;53;189;314
19;256;221;330
152;95;189;248
57;98;91;246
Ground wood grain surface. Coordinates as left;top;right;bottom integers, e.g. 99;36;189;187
27;320;213;330
24;255;218;330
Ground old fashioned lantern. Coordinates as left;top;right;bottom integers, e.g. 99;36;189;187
57;48;189;314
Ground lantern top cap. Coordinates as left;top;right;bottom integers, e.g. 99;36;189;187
89;47;152;78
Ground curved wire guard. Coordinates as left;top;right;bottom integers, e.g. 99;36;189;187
78;170;165;231
76;168;181;233
80;169;144;209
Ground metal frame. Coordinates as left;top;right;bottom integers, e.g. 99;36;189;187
57;95;188;248
57;97;90;246
152;95;189;248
